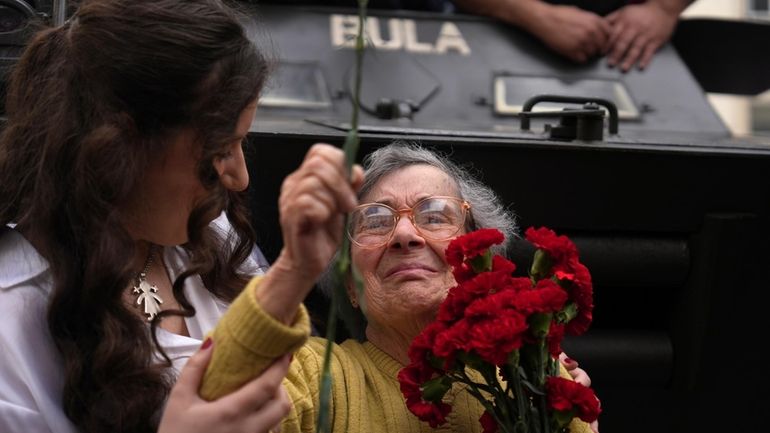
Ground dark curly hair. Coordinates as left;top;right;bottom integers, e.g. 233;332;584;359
0;1;270;431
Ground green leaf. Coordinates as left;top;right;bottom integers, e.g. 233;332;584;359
469;250;493;273
552;409;575;429
517;365;529;381
557;302;578;324
521;379;545;396
421;376;453;402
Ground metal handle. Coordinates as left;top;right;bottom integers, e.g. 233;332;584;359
519;94;619;135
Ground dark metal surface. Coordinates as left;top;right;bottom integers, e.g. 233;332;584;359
244;6;770;433
249;5;749;142
0;3;767;432
672;18;770;95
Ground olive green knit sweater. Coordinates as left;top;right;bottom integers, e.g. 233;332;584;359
200;277;592;433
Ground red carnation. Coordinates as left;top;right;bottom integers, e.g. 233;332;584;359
479;410;499;433
525;227;579;277
492;255;516;275
446;228;505;267
508;276;535;293
547;322;566;357
437;271;512;323
546;376;602;423
451;255;516;285
433;319;471;360
466;311;527;365
398;363;432;399
399;364;452;427
464;289;515;319
560;260;594;336
407;321;446;364
451;263;477;283
511;279;568;316
407;399;452;428
402;227;597;433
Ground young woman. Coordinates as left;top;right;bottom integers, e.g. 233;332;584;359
0;1;294;432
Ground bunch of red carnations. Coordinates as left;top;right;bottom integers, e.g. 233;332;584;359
397;227;601;433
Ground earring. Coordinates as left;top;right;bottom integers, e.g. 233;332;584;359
350;298;359;308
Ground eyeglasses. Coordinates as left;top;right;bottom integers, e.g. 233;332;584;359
347;196;471;249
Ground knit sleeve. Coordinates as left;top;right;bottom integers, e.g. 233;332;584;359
199;275;311;400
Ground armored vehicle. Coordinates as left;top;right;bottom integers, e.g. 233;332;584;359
2;2;769;433
244;5;770;433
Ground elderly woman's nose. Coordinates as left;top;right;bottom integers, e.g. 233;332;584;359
389;216;425;249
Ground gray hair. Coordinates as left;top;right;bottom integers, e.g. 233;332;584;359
319;141;518;341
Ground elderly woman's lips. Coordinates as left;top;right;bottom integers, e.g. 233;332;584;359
384;263;437;278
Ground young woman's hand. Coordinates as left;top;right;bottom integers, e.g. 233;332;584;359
158;340;291;433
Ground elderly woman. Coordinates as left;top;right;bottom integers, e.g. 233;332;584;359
199;142;593;433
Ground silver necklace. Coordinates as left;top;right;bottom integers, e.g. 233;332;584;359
132;245;163;321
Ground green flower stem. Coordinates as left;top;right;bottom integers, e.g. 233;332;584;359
316;296;336;433
447;372;495;394
539;391;550;433
455;375;516;433
317;1;368;433
454;369;518;433
506;363;530;430
535;341;551;433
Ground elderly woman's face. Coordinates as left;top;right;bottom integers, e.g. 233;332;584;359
351;164;464;331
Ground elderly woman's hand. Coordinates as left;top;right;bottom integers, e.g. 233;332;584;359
559;352;590;387
559;352;600;433
258;144;363;323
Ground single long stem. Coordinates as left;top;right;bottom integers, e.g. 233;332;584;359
536;341;550;433
316;2;368;433
316;298;337;433
506;363;530;430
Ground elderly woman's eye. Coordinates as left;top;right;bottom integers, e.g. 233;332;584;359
360;215;392;232
419;211;451;225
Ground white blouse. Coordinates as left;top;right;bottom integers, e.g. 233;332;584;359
0;217;265;433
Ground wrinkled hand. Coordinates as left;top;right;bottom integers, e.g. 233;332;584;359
257;144;362;324
605;2;680;71
158;340;291;433
559;352;600;433
533;5;611;63
276;143;363;285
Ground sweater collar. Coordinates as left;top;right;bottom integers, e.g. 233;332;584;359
363;341;405;380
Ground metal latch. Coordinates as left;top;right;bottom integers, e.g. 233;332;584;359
519;94;619;141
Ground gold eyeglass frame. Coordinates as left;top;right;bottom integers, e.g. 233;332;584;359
347;195;471;249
